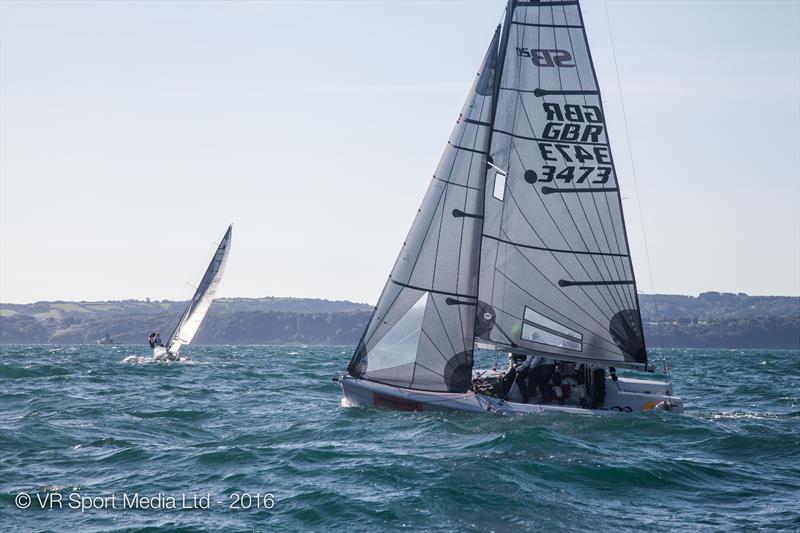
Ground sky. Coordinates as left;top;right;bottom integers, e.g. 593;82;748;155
1;0;798;305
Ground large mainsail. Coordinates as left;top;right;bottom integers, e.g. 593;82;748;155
477;0;647;365
347;29;501;393
166;225;232;355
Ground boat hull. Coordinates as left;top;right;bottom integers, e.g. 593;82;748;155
340;373;683;415
153;347;183;361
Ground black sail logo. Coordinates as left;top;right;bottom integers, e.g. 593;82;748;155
516;47;575;68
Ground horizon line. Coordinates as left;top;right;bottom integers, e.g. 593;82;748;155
1;290;799;307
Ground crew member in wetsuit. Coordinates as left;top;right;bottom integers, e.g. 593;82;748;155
501;353;533;403
154;332;163;347
530;356;556;403
148;332;157;349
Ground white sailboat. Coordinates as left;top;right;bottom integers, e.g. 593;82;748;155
339;0;682;414
153;225;232;361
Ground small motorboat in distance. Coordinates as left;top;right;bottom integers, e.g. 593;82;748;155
338;0;682;415
96;332;116;345
153;225;232;361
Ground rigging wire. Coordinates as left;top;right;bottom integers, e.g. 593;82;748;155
602;0;670;393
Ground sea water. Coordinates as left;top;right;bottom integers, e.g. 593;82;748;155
1;345;798;531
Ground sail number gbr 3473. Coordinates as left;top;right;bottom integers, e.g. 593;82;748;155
525;102;612;186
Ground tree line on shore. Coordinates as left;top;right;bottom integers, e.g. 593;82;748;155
1;292;798;349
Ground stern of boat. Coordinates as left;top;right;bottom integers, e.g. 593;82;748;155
605;376;684;413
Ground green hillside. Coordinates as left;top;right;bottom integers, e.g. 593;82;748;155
1;293;797;349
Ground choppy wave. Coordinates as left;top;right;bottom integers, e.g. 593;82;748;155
1;345;798;531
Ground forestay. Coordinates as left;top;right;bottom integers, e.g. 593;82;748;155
477;0;647;364
166;225;232;355
348;29;501;393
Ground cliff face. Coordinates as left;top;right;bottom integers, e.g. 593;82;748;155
1;294;798;349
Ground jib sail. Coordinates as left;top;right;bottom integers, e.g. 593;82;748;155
166;225;232;355
347;29;501;392
477;0;647;364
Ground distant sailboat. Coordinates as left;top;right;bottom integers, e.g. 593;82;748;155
154;225;232;361
339;0;682;414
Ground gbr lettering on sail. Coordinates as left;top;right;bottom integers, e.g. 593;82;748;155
515;43;614;186
527;102;612;186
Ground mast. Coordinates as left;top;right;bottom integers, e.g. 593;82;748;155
490;0;515;137
473;0;515;350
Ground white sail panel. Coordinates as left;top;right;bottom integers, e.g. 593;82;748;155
167;225;232;355
348;29;501;392
477;0;647;364
364;292;427;373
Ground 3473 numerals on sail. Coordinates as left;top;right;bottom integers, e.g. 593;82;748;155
525;166;611;184
526;143;613;184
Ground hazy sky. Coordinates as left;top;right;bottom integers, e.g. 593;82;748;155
1;0;798;304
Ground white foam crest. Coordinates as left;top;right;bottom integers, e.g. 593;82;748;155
707;411;782;421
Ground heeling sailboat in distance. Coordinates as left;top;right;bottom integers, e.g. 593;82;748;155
153;225;232;361
338;0;683;414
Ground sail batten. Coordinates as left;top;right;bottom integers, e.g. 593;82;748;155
483;234;629;257
389;280;477;300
